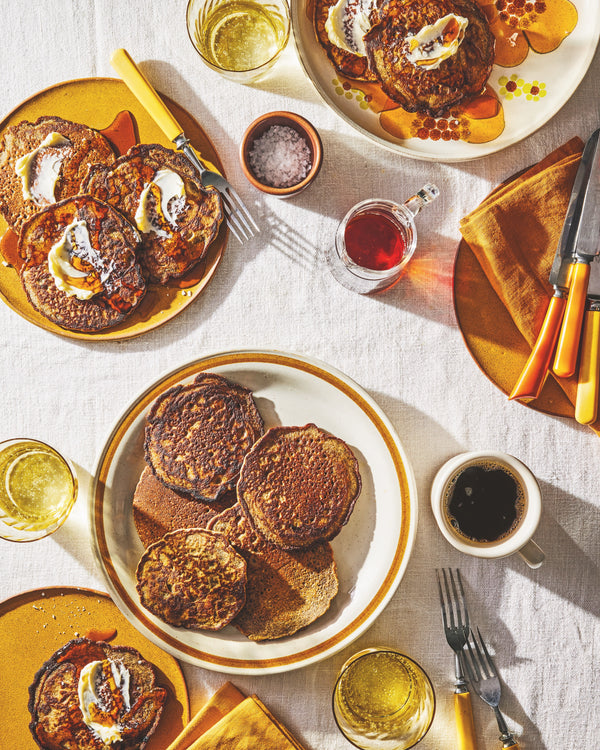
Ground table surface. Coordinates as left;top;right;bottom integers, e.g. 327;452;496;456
1;2;599;748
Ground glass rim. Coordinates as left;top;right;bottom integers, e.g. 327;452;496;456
331;648;436;750
0;438;78;542
185;0;291;76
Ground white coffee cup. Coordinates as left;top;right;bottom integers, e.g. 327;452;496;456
430;451;545;569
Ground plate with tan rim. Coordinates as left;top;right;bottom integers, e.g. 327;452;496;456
91;349;417;674
0;77;228;341
0;586;189;750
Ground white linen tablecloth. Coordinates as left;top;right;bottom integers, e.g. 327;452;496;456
1;2;599;748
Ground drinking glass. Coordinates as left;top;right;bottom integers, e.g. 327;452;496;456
186;0;290;83
0;438;78;542
332;648;435;750
326;184;439;294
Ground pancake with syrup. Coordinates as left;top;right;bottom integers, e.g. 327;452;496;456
135;528;247;630
364;0;495;116
28;638;167;750
133;464;235;548
0;115;116;233
237;423;362;549
82;143;223;284
208;503;339;641
18;195;145;332
144;372;264;502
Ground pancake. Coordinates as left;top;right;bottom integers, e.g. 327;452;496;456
0;115;115;233
28;638;167;750
135;528;247;630
364;0;495;115
314;0;378;81
237;423;362;549
18;195;145;332
144;372;264;502
82;143;223;284
208;504;339;641
133;464;235;548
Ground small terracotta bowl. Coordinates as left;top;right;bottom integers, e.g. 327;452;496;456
239;111;323;198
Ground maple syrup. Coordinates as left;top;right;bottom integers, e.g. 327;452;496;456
344;210;407;271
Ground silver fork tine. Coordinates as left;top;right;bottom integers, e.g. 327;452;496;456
226;186;260;234
463;628;520;748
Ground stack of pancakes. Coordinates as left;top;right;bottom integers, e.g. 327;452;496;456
134;372;362;641
315;0;495;117
0;116;223;332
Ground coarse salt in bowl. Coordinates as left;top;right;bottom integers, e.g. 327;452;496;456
240;111;323;197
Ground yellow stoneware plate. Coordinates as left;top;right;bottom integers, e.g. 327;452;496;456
92;349;417;674
0;586;189;749
0;77;227;341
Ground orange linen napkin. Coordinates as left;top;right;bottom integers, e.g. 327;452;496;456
165;682;308;750
458;137;600;433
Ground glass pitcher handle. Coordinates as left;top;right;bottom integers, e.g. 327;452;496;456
404;183;440;217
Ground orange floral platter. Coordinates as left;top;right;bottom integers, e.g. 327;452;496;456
292;0;598;160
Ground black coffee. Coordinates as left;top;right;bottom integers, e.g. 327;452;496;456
444;462;525;543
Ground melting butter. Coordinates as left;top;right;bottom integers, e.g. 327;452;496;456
48;220;100;300
135;168;186;237
78;659;131;744
15;132;70;204
325;0;377;57
404;14;469;70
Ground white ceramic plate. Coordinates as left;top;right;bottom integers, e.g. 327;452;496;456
292;0;600;161
91;350;417;674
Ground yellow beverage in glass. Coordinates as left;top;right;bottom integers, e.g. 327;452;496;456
333;649;435;750
0;439;77;542
187;0;290;82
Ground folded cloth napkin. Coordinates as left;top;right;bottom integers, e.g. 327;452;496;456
166;682;307;750
458;137;600;433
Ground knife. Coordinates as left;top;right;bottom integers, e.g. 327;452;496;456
509;129;600;401
553;128;600;378
575;258;600;424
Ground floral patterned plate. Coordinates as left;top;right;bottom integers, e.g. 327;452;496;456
292;0;598;160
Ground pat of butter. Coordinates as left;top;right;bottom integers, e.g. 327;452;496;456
48;220;99;300
15;132;70;204
325;0;376;57
135;168;186;237
404;14;469;70
78;660;131;744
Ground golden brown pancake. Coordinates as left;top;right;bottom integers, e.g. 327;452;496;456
0;115;115;233
314;0;378;81
237;423;362;549
144;372;264;502
82;143;223;284
135;528;247;630
18;195;145;332
364;0;495;115
133;465;235;548
208;504;339;640
28;638;167;750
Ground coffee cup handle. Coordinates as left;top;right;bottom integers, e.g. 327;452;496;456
517;539;545;569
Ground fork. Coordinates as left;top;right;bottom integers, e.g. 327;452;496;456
110;48;259;244
436;568;479;750
463;627;520;749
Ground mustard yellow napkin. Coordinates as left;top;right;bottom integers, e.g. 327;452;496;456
457;137;600;432
166;683;307;750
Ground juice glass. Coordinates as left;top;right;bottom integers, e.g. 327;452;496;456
186;0;290;83
333;648;435;750
326;184;439;294
0;439;78;542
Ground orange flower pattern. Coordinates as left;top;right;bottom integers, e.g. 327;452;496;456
478;0;578;67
